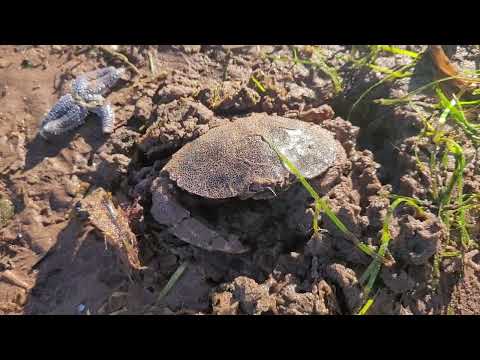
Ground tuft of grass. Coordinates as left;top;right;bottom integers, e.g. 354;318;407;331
346;45;423;121
350;45;381;68
0;197;14;228
432;89;474;248
358;195;424;311
375;70;480;106
347;62;417;121
308;48;344;94
409;86;477;251
350;46;480;312
269;47;344;94
435;87;480;143
415;114;468;247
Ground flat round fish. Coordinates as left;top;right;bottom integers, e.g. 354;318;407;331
163;114;338;199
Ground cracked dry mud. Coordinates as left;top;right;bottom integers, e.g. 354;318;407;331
0;45;479;315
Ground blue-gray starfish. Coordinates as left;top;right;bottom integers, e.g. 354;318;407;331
40;66;125;139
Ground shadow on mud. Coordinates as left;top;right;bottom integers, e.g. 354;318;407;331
23;215;128;314
21;119;134;314
24;115;108;172
333;51;437;189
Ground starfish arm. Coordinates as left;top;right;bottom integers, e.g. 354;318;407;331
81;67;118;81
94;67;124;94
91;104;115;134
39;103;88;139
72;67;124;101
40;94;76;126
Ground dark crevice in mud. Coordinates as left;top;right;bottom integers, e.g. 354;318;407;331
173;189;311;254
130;147;170;171
333;100;415;187
333;288;351;315
332;53;438;188
126;117;151;134
25;114;111;171
24;215;129;314
212;107;261;119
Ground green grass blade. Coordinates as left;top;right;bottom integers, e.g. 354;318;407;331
440;250;462;257
348;62;416;121
251;75;266;93
374;75;478;106
156;261;189;303
435;87;480;141
356;296;376;315
367;63;414;78
311;48;343;93
378;45;420;59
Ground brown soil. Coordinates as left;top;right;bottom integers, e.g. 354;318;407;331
0;45;479;315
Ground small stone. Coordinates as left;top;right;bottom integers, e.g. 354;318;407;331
64;176;81;197
0;196;15;228
0;59;11;68
299;104;335;123
181;45;202;53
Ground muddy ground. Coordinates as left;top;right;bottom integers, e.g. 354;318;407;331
0;45;479;315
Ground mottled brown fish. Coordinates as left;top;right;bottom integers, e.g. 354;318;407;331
76;188;143;279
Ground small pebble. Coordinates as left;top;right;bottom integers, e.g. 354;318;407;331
77;304;86;313
0;59;11;68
